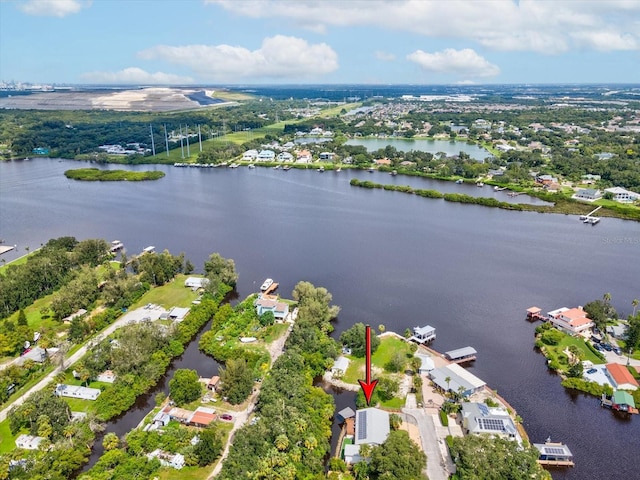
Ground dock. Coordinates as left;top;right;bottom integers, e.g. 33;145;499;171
0;245;15;256
534;439;574;467
409;325;436;344
526;307;546;322
580;205;602;225
444;346;477;363
263;282;279;295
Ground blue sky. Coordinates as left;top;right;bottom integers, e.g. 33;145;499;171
1;0;639;85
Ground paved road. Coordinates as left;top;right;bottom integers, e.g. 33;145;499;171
402;408;452;480
0;306;166;423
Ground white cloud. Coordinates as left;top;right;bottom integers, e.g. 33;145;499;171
375;51;396;62
407;48;500;78
208;0;640;53
18;0;89;17
81;67;193;84
138;35;338;81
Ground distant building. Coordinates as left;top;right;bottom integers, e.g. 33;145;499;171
345;408;391;464
331;356;350;377
168;307;190;321
242;149;258;160
429;363;486;397
96;370;117;384
573;188;602;202
147;449;185;469
255;297;289;320
184;277;209;289
605;363;639;391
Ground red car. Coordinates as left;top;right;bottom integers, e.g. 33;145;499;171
220;414;233;421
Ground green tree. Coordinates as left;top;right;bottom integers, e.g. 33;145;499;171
194;427;224;466
450;435;549;480
219;358;254;405
384;350;406;373
340;323;380;357
17;309;28;327
102;432;120;451
368;430;427;479
169;369;202;406
259;310;275;327
204;253;238;287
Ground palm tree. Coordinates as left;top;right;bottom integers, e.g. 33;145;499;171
603;292;612;306
632;298;639;317
445;376;451;394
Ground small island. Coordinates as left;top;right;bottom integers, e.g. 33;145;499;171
64;168;165;181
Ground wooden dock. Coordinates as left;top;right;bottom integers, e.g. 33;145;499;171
263;282;279;295
538;459;575;467
526;307;546;322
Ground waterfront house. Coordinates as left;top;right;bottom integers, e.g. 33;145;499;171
167;407;192;423
604;187;640;203
535;174;557;186
547;307;594;335
429;363;486;397
374;158;392;166
242;150;258;160
15;434;45;450
460;402;520;442
331;356;350;377
319;152;334;161
55;384;101;401
184;277;209;289
277;152;293;162
605;363;639;390
573;188;602;202
344;407;391;464
255;297;289;320
152;408;171;427
296;149;312;163
147;449;185;469
257;150;275;161
188;407;217;428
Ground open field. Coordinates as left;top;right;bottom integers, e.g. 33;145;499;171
130;274;201;310
343;336;413;385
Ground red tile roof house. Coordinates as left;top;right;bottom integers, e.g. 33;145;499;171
605;363;639;391
546;307;594;335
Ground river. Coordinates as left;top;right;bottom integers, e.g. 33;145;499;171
345;137;491;160
1;158;639;478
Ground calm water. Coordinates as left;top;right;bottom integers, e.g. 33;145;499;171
345;137;491;160
1;158;639;478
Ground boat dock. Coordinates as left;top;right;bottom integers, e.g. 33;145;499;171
0;245;15;256
409;325;436;344
526;306;547;322
534;439;574;467
263;282;279;295
580;205;602;225
444;346;477;363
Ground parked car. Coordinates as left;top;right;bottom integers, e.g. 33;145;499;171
590;335;601;344
587;368;597;374
602;343;613;351
220;414;233;421
613;347;622;355
593;343;604;351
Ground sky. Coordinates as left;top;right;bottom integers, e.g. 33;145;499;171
0;0;639;85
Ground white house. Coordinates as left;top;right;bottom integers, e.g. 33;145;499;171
414;353;435;374
184;277;209;289
257;150;275;161
429;363;486;397
460;403;520;442
345;408;391;464
547;307;594;335
573;188;602;202
604;187;640;203
242;150;258;160
255;297;289;320
147;449;185;469
15;434;45;450
96;370;117;383
277;152;293;162
55;384;101;400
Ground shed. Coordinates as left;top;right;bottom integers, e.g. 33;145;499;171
337;407;356;422
331;356;350;376
168;307;190;321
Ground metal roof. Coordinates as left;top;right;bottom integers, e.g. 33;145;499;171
354;408;390;446
445;346;477;359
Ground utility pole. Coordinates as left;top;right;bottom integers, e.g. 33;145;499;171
149;124;156;156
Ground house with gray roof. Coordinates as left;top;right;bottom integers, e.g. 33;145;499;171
460;402;520;442
355;408;390;446
429;363;486;397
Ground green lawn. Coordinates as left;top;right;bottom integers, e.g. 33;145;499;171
158;466;212;480
379;396;405;410
130;274;200;309
343;336;413;385
0;419;17;453
557;336;604;364
0;249;39;274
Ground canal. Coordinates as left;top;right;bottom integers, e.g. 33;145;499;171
1;158;639;478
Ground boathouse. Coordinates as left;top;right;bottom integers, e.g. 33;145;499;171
409;325;436;344
445;346;477;363
534;441;574;466
601;390;638;413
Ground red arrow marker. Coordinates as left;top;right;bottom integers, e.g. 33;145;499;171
358;324;378;406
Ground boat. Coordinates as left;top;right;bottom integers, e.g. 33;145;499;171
455;179;463;184
494;186;506;191
273;165;281;170
368;167;375;173
476;182;484;187
317;166;325;172
110;240;124;252
283;165;291;171
248;164;256;169
260;278;274;291
229;163;239;168
336;167;341;172
390;170;397;176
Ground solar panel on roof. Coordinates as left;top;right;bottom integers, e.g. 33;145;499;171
478;404;490;416
478;418;505;431
357;411;367;441
544;447;566;455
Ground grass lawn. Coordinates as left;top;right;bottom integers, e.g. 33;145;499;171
131;275;200;309
380;396;405;410
557;336;604;364
0;249;39;274
343;336;413;385
158;466;212;480
259;322;289;344
0;419;18;453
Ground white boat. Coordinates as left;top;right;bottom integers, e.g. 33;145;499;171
273;165;281;170
110;240;124;252
260;278;274;291
455;179;463;184
248;164;256;169
317;166;325;172
336;167;342;172
476;182;484;187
